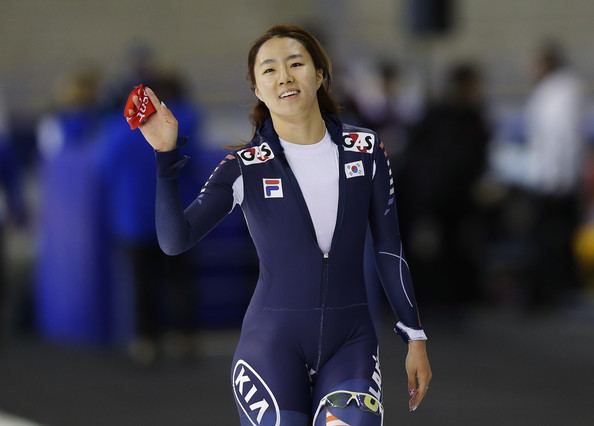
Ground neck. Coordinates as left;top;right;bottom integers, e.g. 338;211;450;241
270;104;326;145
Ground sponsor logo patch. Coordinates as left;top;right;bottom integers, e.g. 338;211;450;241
345;160;365;179
263;179;283;198
238;143;275;165
232;359;280;425
342;132;375;154
368;346;382;402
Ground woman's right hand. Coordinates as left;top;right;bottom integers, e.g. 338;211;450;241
130;87;178;152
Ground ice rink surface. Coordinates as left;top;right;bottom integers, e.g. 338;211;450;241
1;306;593;426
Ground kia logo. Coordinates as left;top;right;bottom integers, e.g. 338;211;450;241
232;360;280;425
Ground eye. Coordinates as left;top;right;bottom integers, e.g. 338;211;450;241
290;62;304;68
263;68;274;74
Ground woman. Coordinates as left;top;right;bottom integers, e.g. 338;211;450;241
131;24;431;426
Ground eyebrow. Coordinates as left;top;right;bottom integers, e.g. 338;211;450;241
258;53;304;67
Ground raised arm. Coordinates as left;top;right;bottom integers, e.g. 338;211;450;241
155;149;240;255
132;87;242;255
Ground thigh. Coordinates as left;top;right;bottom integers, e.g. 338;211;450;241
231;324;311;425
312;335;383;426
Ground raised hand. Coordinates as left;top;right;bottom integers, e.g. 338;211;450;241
129;87;178;152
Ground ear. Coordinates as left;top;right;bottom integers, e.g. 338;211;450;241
316;69;324;89
254;86;262;101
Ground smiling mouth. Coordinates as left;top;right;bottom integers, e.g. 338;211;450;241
279;90;300;99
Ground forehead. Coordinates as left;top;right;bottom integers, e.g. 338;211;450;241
255;37;311;64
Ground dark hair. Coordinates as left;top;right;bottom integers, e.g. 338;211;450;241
539;40;566;72
447;62;480;88
247;24;339;134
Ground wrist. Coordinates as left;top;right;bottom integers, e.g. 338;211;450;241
155;135;187;153
408;340;427;350
394;321;428;343
155;144;177;153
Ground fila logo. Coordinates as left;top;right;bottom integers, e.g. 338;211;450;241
238;143;275;165
232;360;280;426
342;132;375;154
263;179;283;198
345;160;365;178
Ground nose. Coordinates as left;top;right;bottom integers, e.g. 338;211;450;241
278;64;294;85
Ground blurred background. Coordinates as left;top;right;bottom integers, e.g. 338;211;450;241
1;0;594;425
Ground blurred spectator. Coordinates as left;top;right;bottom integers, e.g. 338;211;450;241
397;62;491;314
342;61;409;158
37;68;103;160
0;88;26;343
524;41;583;196
35;67;112;343
520;41;584;307
97;70;203;365
104;41;158;113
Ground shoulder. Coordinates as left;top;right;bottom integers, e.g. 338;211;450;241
205;151;242;185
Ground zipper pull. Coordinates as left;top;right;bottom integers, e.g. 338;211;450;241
323;253;329;262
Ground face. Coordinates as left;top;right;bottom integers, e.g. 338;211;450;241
253;37;324;120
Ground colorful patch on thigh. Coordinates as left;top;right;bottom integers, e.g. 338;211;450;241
326;410;350;425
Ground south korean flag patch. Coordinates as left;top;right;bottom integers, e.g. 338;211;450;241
345;160;365;179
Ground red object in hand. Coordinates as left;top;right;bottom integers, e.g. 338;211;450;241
124;84;156;130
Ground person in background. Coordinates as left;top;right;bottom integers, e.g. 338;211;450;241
98;70;203;365
397;62;491;315
104;41;158;113
0;88;26;345
37;68;103;160
35;67;111;344
521;41;584;307
342;61;408;159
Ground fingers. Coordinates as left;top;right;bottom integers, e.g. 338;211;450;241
405;341;432;412
409;374;430;412
407;374;416;400
128;95;140;117
407;368;432;412
127;87;160;118
144;86;161;111
407;373;418;412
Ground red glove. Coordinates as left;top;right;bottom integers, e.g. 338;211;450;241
123;84;156;130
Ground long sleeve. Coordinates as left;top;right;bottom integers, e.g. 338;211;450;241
155;149;241;255
368;140;426;341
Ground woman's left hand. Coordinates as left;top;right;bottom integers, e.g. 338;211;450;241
405;340;432;412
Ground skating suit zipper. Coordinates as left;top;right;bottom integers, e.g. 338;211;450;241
315;253;330;372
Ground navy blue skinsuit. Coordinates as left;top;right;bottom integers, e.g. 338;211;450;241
155;114;424;425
